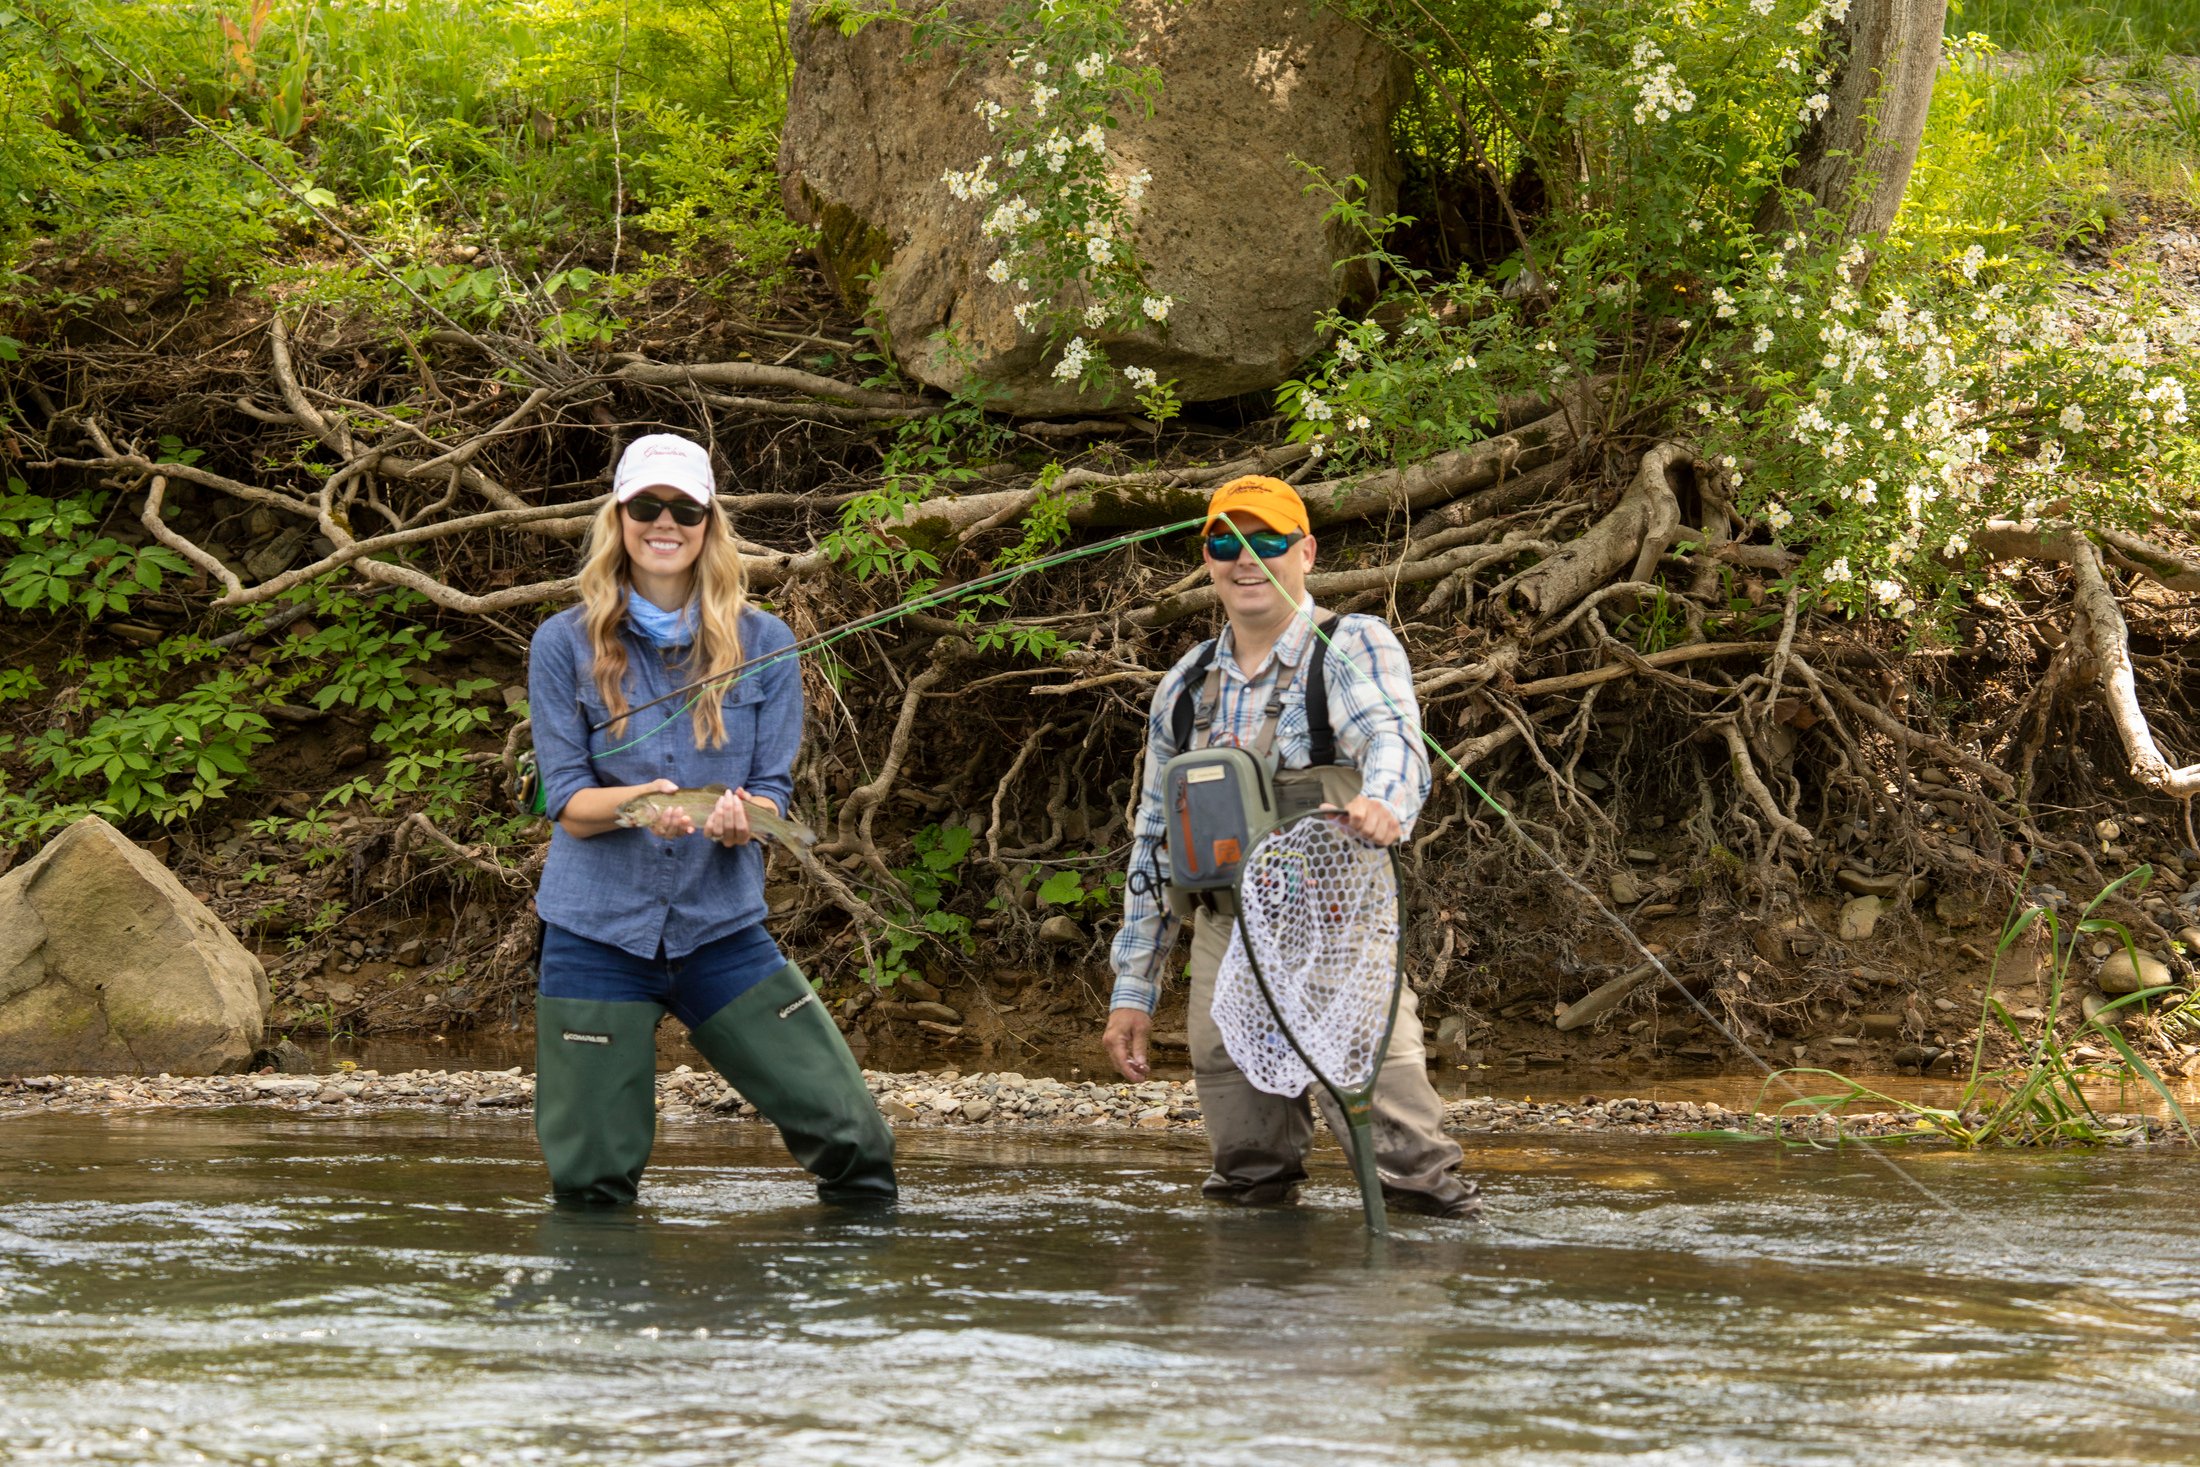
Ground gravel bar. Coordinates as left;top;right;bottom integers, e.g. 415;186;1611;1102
0;1067;2183;1144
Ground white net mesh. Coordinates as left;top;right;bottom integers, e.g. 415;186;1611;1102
1212;816;1401;1097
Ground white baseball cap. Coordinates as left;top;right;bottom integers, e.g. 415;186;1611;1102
612;434;716;505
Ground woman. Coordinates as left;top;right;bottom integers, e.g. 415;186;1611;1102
526;433;895;1206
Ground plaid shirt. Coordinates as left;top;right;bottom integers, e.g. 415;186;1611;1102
1108;601;1430;1014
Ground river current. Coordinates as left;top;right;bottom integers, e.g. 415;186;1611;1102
3;1111;2197;1464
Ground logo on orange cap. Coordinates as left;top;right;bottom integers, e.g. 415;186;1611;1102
1202;475;1311;537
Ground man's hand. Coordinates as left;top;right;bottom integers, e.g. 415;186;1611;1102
1329;795;1402;847
1102;1007;1152;1082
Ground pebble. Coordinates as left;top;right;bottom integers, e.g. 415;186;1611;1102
9;1067;2175;1143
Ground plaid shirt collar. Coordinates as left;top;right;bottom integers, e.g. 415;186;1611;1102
1211;596;1322;686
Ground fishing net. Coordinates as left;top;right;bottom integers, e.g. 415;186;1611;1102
1212;815;1402;1098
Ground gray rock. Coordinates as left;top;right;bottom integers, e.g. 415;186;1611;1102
2097;949;2171;996
779;0;1411;412
243;526;309;583
1038;914;1085;946
1609;872;1644;905
0;817;268;1075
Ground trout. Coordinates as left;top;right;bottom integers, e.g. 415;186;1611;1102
613;786;817;848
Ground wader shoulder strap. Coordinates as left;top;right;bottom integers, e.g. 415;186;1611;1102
1168;614;1344;759
1305;613;1339;767
1168;638;1222;753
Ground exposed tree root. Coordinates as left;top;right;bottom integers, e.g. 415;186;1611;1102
11;306;2200;1065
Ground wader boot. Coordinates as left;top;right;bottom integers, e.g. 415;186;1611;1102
687;962;897;1204
535;996;664;1205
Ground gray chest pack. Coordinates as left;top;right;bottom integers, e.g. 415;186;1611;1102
1159;613;1364;917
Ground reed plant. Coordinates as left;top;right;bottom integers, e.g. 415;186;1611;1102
1759;868;2197;1147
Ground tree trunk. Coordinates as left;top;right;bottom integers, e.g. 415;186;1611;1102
1761;0;1946;239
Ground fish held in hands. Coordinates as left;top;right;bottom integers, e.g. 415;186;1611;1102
613;786;817;848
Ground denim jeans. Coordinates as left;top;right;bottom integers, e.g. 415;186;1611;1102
538;921;785;1029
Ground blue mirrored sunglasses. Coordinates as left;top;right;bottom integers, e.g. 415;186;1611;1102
1204;529;1303;561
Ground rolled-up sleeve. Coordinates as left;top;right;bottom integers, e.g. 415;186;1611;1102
740;622;802;816
1327;617;1431;831
1108;655;1196;1014
527;614;597;822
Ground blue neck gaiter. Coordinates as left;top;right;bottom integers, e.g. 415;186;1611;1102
626;588;697;649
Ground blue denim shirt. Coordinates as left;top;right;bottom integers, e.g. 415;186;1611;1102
529;604;802;960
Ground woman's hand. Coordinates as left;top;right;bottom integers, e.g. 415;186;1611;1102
712;787;774;844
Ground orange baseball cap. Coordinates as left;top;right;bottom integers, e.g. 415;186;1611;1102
1202;475;1311;537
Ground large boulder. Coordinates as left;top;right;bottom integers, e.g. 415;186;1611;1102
780;0;1409;413
0;816;269;1075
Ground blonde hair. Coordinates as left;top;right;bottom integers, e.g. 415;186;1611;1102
577;495;748;747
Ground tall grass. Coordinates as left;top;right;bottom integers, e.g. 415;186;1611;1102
1955;0;2200;56
1760;868;2197;1148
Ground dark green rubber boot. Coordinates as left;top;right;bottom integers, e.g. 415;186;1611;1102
687;963;897;1204
534;996;664;1205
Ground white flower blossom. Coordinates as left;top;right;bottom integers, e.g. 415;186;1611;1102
1800;92;1830;123
986;259;1011;285
1824;556;1854;583
1141;295;1172;322
1345;413;1373;433
1753;324;1776;354
1124;364;1158;391
1074;52;1105;81
1765;501;1793;532
1873;578;1905;605
1051;335;1092;382
1084;304;1107;328
1085;235;1113;265
1077;124;1106;152
1121;169;1153;203
1958;244;1986;283
1300;392;1334;422
1530;10;1553;26
2058;403;2086;432
1030;82;1057;116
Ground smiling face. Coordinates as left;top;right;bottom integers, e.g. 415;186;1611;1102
619;487;708;593
1203;517;1316;627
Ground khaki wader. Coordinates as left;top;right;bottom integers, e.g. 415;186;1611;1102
1177;758;1474;1212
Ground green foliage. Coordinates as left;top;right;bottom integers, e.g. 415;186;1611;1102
16;644;271;830
0;485;187;617
632;99;813;298
1032;861;1122;917
866;821;977;988
0;0;805;326
1275;2;2199;622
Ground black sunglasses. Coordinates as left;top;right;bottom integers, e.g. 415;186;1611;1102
622;496;711;527
1204;528;1303;561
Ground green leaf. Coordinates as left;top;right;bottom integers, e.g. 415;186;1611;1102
1037;870;1085;907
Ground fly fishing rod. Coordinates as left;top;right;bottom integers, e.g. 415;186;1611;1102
590;514;1206;748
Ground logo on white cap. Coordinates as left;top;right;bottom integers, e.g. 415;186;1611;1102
612;434;716;505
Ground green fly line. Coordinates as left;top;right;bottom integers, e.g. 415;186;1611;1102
1206;509;1985;1224
587;515;1208;759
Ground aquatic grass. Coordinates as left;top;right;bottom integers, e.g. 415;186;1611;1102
1755;866;2197;1148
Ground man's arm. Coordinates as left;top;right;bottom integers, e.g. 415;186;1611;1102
1102;657;1194;1080
1327;617;1432;837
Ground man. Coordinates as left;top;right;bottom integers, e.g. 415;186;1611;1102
1101;475;1480;1219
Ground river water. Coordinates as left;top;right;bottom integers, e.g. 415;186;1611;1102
4;1111;2198;1465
